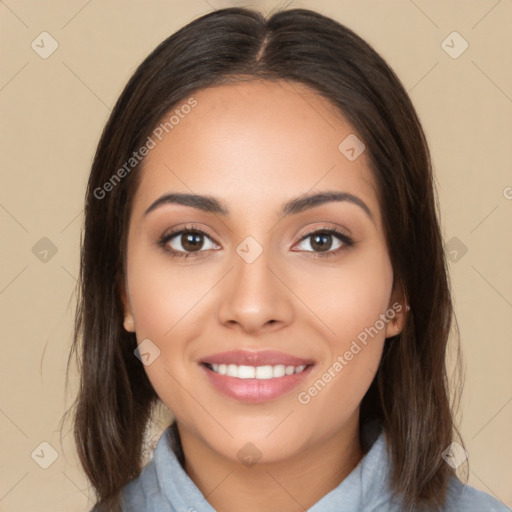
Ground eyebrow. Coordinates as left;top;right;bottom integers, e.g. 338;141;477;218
144;190;374;223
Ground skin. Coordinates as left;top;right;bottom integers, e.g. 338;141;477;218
121;79;406;512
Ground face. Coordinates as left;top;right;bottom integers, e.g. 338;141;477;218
122;79;404;464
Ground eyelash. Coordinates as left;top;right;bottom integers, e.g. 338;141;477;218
157;224;354;260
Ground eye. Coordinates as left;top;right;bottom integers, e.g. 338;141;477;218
294;227;354;258
158;225;219;259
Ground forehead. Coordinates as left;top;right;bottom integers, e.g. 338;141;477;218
131;80;379;223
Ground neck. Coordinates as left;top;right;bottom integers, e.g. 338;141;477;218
176;417;363;512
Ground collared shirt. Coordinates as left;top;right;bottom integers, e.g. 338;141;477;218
117;423;509;512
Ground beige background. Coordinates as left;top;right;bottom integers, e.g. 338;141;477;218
1;0;511;510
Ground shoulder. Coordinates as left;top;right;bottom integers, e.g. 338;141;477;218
442;476;510;512
119;458;163;512
86;466;160;512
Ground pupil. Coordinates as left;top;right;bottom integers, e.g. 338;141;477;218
312;233;331;252
183;232;203;251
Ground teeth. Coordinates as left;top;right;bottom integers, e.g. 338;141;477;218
272;365;286;378
255;365;273;379
208;363;308;379
238;365;255;378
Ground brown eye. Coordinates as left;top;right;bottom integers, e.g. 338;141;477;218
296;229;348;254
167;230;216;253
159;227;219;258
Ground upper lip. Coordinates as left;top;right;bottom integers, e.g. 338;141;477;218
199;350;315;367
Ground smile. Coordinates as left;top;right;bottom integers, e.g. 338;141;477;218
200;361;314;403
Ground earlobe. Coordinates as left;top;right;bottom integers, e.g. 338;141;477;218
123;313;135;333
120;280;135;333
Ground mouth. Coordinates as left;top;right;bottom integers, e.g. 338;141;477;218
198;350;315;403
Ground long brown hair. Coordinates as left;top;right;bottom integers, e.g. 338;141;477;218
63;6;464;511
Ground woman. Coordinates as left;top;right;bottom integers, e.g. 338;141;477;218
67;7;508;512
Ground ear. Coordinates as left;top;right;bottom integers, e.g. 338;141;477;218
385;276;408;338
120;278;135;333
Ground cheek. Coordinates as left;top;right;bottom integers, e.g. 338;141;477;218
126;260;201;415
295;243;394;348
126;245;216;339
292;246;392;406
125;246;218;410
295;339;384;442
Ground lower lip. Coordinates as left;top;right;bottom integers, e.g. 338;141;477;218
200;364;314;403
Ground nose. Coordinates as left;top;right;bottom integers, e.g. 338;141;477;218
216;246;294;335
